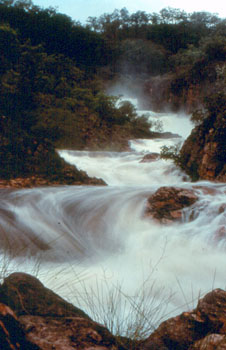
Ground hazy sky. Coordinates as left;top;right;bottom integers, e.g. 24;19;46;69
32;0;226;23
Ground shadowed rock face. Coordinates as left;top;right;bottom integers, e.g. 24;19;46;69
145;186;198;223
0;302;39;350
179;113;226;182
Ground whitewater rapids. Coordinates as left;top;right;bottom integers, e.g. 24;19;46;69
0;103;225;331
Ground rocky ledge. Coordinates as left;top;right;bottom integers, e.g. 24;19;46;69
1;273;226;350
145;186;199;223
0;174;105;189
140;153;160;163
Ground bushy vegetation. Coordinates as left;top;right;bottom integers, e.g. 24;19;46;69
0;0;226;181
0;1;154;180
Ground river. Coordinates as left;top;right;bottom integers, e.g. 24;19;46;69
0;99;225;335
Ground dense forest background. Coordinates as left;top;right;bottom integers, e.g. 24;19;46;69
0;0;226;182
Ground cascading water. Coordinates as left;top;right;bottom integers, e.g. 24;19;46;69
0;96;225;335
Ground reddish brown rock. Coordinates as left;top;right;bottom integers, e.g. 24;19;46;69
196;288;226;333
143;289;226;350
0;302;38;350
189;334;226;350
0;272;91;318
0;273;127;350
145;186;198;223
179;109;226;182
19;315;122;350
140;153;160;163
0;173;105;189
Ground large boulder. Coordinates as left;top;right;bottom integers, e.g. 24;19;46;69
145;186;198;223
143;289;226;350
0;273;127;350
0;272;90;318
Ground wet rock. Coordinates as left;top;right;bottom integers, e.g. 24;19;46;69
0;273;127;350
143;289;226;350
151;131;181;139
19;315;122;350
145;186;198;223
196;288;226;333
214;226;226;242
0;272;90;318
219;204;226;214
143;311;206;350
140;153;160;163
0;174;106;188
179;109;226;182
189;334;226;349
0;302;38;350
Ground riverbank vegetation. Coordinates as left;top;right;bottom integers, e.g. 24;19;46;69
0;0;225;182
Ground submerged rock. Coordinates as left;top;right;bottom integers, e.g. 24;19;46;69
140;153;160;163
145;186;198;223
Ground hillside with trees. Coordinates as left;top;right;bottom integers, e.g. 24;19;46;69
0;0;225;182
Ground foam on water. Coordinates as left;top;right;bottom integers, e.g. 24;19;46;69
0;102;225;333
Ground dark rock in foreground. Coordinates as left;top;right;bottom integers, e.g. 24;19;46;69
143;288;226;350
1;273;226;350
145;186;198;223
0;273;127;350
0;302;38;350
0;273;90;319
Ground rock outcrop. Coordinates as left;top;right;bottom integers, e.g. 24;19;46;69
144;74;210;113
143;288;226;350
145;186;198;223
179;94;226;182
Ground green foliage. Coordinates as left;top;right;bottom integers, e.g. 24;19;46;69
170;45;203;68
0;0;112;70
1;1;226;181
0;20;154;179
160;143;182;165
117;39;168;75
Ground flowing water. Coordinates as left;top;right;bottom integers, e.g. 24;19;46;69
0;99;226;334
